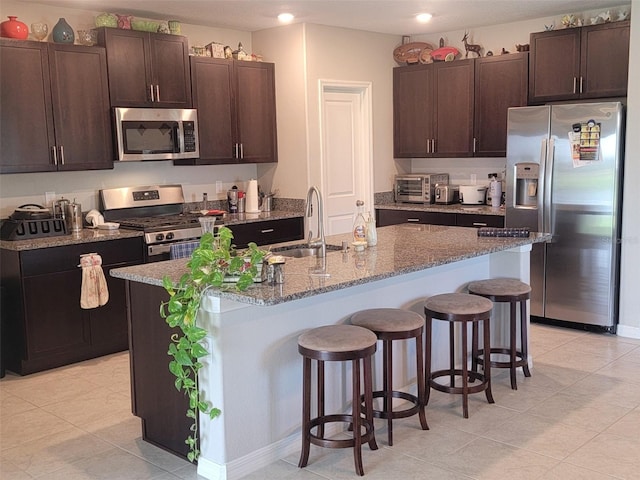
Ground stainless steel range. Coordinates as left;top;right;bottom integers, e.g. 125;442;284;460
100;185;210;262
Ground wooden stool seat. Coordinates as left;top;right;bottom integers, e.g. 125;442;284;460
468;278;532;390
424;293;494;418
351;308;429;446
298;324;378;476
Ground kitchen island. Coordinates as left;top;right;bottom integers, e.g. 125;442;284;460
111;224;549;480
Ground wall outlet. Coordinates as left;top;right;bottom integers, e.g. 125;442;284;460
470;174;477;184
45;191;56;206
215;181;223;193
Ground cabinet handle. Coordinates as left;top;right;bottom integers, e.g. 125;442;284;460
573;77;577;94
149;84;155;102
239;143;244;159
407;218;420;222
473;137;477;153
155;85;160;102
234;143;239;158
51;146;58;165
59;145;65;165
426;139;430;153
260;229;274;234
579;76;583;94
432;138;436;153
473;222;487;227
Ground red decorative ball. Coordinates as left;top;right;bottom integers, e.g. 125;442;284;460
0;16;29;39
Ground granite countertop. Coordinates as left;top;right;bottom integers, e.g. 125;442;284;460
375;202;505;217
0;210;304;251
111;224;550;307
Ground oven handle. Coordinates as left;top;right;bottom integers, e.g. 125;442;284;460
147;244;172;257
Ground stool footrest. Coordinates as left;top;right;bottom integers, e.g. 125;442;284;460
474;347;528;369
429;369;490;395
365;391;422;420
309;414;375;449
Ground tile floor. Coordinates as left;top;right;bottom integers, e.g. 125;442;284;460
1;323;640;479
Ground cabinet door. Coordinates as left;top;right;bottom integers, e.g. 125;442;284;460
48;44;113;170
22;271;91;361
580;21;629;99
433;60;474;157
474;53;528;157
529;29;581;103
235;61;278;163
189;57;235;163
393;64;434;157
98;28;152;106
0;39;56;173
150;34;192;107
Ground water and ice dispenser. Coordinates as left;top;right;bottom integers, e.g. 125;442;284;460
515;163;539;207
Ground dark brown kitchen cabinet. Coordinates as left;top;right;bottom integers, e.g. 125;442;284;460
0;39;113;174
456;214;504;228
474;53;528;157
97;27;191;107
528;21;629;104
177;57;278;165
227;217;303;249
376;209;456;227
0;237;144;375
394;59;474;158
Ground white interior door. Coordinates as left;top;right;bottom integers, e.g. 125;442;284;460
319;82;373;236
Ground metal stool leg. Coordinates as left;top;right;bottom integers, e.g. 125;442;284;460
298;356;312;468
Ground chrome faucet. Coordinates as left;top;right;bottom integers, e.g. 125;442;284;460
305;186;326;258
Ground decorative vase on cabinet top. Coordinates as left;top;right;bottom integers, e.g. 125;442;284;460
52;17;74;43
1;16;29;39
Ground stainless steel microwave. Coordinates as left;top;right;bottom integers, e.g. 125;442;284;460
114;107;199;161
394;173;449;203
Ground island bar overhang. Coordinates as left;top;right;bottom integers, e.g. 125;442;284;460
112;225;548;480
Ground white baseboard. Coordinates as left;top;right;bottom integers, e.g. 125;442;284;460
197;423;343;480
616;323;640;339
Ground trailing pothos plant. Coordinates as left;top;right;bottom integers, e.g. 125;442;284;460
160;226;267;462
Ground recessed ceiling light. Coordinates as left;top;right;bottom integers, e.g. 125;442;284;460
416;13;433;23
278;13;295;23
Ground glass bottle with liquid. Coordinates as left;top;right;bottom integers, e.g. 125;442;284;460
353;200;367;243
365;211;377;246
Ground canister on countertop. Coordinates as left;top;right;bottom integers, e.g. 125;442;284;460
66;200;83;233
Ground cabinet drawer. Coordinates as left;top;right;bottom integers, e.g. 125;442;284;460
376;209;456;227
21;237;144;277
456;214;504;228
227;217;304;248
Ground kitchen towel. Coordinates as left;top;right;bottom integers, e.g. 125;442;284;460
79;253;109;309
246;179;260;213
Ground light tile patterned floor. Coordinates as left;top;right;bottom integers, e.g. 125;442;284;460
1;323;639;479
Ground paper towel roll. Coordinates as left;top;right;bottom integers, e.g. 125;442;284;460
246;179;260;213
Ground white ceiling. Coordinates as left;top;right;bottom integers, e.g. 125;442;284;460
24;0;631;35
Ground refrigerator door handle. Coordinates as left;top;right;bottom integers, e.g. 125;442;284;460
543;137;555;236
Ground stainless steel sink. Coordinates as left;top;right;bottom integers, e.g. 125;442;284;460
272;243;342;258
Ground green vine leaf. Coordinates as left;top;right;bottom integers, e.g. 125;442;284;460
160;226;267;463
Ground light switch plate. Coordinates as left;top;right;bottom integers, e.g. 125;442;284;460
215;181;223;193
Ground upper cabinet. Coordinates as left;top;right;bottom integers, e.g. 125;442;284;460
394;59;475;158
394;54;527;158
96;27;192;108
528;21;629;104
177;57;277;165
474;52;528;157
0;39;113;174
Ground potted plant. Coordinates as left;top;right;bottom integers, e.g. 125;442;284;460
160;226;267;461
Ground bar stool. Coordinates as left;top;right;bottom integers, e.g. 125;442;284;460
424;293;494;418
351;308;429;446
298;324;378;476
468;278;532;390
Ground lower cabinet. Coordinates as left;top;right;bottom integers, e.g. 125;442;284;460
376;209;504;228
227;217;304;248
376;209;456;227
0;237;144;375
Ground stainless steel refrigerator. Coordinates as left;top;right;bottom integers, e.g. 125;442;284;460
505;102;624;331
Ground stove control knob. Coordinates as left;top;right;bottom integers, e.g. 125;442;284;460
155;233;164;242
166;232;175;240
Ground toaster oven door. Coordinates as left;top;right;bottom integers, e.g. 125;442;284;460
395;177;427;203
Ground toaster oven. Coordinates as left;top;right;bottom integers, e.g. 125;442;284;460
394;173;449;204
